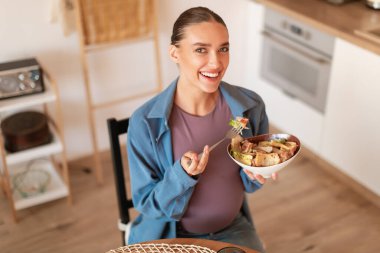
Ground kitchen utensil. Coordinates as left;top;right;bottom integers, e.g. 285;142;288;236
187;125;244;166
208;125;244;153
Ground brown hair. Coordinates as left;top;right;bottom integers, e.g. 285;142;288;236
171;7;227;46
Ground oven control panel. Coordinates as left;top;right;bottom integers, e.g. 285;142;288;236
264;8;335;56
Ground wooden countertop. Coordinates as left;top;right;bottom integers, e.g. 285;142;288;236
255;0;380;55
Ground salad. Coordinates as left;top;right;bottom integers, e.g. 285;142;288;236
230;137;298;167
229;116;249;132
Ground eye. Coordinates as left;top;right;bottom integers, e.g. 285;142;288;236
219;47;229;53
195;48;207;53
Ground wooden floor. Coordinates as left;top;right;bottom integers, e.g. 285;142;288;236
1;149;380;253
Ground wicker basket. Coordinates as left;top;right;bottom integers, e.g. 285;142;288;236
76;0;154;45
106;243;217;253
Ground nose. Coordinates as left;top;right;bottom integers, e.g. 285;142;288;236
208;51;221;68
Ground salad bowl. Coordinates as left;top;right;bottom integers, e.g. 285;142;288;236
227;133;301;178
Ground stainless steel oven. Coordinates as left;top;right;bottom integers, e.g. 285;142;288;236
260;8;335;113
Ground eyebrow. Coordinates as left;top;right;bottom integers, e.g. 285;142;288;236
192;42;230;47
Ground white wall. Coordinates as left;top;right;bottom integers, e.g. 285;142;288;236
0;0;255;160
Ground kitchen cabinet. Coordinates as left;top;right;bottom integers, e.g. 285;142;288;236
321;38;380;196
249;1;380;197
0;69;71;221
254;77;325;155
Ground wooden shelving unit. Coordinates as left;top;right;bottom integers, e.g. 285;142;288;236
74;0;162;184
0;68;72;222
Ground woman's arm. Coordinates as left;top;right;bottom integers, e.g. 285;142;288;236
127;115;197;221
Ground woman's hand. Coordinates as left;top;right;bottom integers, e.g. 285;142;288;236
181;145;209;176
243;169;278;184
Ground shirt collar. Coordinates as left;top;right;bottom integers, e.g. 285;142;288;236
147;78;178;121
219;81;258;117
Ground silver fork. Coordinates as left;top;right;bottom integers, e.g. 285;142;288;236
208;125;244;152
187;125;244;166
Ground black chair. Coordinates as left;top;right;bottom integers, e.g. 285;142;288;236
107;117;133;246
107;117;253;245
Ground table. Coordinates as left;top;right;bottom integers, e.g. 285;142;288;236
106;238;259;253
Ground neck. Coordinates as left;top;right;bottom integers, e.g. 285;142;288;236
174;80;219;116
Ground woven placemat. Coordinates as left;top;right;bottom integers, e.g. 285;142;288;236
107;243;217;253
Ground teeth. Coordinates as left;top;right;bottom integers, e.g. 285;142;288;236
201;72;219;78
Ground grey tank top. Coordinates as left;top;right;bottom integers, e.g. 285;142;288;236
169;92;244;233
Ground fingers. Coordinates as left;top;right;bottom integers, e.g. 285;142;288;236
243;169;255;181
181;152;198;174
254;174;266;184
198;146;209;171
243;169;278;184
181;146;209;176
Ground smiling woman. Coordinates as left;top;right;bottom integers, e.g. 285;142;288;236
126;7;271;253
170;20;230;105
168;7;230;113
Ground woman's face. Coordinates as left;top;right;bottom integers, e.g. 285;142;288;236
170;21;230;94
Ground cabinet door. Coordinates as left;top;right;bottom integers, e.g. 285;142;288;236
322;38;380;196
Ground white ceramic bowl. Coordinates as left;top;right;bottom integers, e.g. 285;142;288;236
227;133;301;178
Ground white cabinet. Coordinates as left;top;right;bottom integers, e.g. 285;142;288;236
0;70;71;221
247;3;380;197
321;38;380;196
255;78;325;155
244;1;324;155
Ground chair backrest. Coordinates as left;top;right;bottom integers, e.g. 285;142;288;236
107;117;134;245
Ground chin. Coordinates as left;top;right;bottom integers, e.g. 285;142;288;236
201;83;220;93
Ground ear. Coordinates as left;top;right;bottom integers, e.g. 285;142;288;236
169;45;179;63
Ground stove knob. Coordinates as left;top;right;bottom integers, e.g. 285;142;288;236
30;82;36;89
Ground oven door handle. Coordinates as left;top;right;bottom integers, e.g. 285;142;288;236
261;30;329;65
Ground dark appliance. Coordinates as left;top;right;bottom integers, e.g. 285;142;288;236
1;111;52;152
0;58;44;100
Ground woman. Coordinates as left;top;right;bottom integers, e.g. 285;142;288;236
127;6;273;252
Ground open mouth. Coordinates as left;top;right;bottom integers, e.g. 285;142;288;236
200;71;220;79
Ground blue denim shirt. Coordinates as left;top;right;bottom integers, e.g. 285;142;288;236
126;78;269;244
